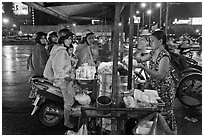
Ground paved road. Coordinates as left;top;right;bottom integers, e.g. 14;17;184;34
2;44;202;135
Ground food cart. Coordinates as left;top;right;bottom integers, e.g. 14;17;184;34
70;3;172;135
24;2;171;135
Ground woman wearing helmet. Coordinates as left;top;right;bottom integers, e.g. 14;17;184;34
28;32;49;76
75;29;99;67
46;31;58;53
44;35;76;129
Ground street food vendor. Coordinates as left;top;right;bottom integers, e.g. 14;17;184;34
134;30;177;134
75;29;99;67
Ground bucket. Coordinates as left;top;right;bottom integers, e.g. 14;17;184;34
96;96;112;115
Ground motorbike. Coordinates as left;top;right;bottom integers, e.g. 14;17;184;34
28;76;98;127
28;76;65;127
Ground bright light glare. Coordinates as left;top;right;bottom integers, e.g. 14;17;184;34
156;3;161;8
136;11;140;14
147;10;152;15
3;18;9;24
141;3;146;8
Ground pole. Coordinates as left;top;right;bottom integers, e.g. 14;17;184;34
112;2;120;106
159;5;162;28
165;2;169;36
142;12;145;28
120;16;124;62
111;3;121;135
149;4;152;30
127;3;135;90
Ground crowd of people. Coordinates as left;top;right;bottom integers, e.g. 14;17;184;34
28;27;179;134
28;28;99;129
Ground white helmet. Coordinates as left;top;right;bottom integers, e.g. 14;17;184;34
47;31;58;42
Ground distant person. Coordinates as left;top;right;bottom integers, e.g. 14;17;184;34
75;29;99;67
46;31;58;53
28;32;49;77
134;29;151;58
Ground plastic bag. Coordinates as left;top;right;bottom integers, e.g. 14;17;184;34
133;112;175;135
76;124;88;135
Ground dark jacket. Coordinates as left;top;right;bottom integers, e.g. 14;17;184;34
30;44;49;76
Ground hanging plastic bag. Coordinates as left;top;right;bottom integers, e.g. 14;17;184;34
157;113;175;135
132;112;156;135
132;112;174;135
75;124;88;135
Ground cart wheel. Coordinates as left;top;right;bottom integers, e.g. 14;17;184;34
177;73;202;107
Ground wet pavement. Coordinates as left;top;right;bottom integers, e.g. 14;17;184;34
2;44;202;135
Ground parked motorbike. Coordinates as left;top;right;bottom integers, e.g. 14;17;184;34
28;76;65;127
28;76;98;127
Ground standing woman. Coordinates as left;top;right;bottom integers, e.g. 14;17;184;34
134;30;177;134
43;35;76;129
75;29;99;67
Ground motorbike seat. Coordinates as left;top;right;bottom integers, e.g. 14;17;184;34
31;77;61;92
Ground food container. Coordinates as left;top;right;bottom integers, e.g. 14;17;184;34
96;96;112;115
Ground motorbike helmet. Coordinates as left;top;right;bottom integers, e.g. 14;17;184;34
58;28;71;37
81;29;94;44
47;31;58;42
81;29;94;39
35;32;47;44
58;35;67;45
65;31;75;38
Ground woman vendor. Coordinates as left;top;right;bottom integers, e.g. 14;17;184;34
134;30;177;134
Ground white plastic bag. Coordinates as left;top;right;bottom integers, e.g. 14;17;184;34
76;124;88;135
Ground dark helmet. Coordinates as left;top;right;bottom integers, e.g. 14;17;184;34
81;29;94;39
81;29;94;44
58;31;75;45
47;31;58;42
58;28;71;37
58;35;68;45
65;31;74;38
35;32;47;44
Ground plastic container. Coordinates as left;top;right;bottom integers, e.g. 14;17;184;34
96;96;112;115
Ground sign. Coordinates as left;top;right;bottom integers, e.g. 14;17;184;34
190;17;202;25
128;16;141;24
134;16;141;23
173;18;202;25
13;2;29;15
173;18;191;25
2;4;4;13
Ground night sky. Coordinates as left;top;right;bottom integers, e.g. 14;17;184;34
168;2;202;19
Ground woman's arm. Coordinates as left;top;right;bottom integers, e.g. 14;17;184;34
134;53;151;63
139;56;170;80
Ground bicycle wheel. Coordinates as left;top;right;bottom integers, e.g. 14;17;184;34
177;73;202;107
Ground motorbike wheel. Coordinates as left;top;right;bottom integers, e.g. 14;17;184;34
177;73;202;107
39;102;63;127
